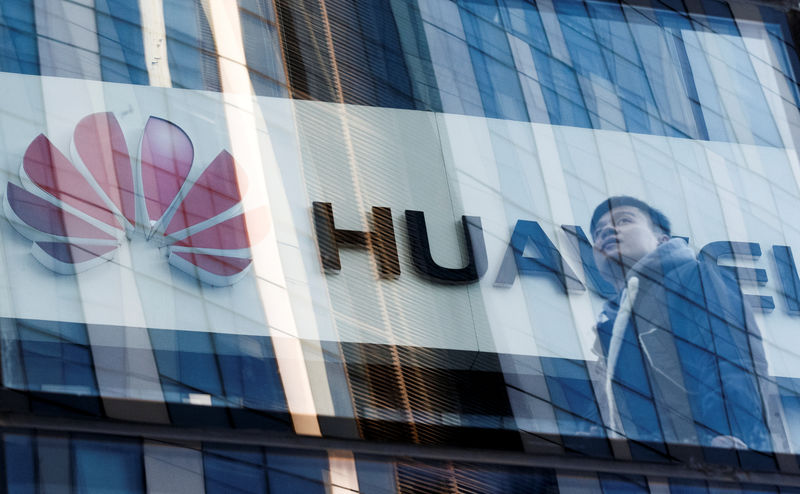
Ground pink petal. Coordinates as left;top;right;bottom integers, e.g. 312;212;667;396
165;150;248;235
35;242;116;264
173;252;251;276
6;183;116;240
23;134;121;229
140;117;193;223
73;112;136;225
173;206;268;250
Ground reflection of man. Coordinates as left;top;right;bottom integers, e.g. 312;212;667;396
590;196;772;451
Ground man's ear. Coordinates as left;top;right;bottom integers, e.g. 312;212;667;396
657;234;670;245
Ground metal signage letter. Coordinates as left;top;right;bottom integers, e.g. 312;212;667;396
312;202;400;278
494;220;584;292
405;211;487;285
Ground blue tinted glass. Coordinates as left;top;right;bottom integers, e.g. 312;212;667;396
531;49;592;128
673;341;731;442
239;11;286;94
718;361;771;451
251;73;288;97
150;330;224;404
163;0;200;44
266;449;328;494
455;466;559;493
213;334;288;412
615;387;664;445
679;32;732;141
458;0;502;26
498;0;549;52
363;1;419;109
760;7;800;103
596;317;652;396
699;0;739;36
37;435;71;491
669;479;709;493
95;0;148;85
556;14;607;79
599;474;649;494
585;2;639;63
0;0;39;75
239;0;275;22
557;0;666;135
354;454;398;494
764;34;800;107
4;434;35;494
397;460;558;493
319;0;419;110
165;41;206;90
541;358;600;418
741;484;780;493
469;47;529;121
204;446;266;494
541;357;610;456
17;320;98;395
396;462;453;493
150;330;290;426
73;438;144;493
778;377;800;449
448;0;793;144
704;26;781;146
163;0;220;91
461;10;514;66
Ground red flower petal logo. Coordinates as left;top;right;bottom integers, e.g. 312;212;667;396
3;112;266;286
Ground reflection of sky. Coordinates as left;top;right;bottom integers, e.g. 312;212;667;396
451;0;790;147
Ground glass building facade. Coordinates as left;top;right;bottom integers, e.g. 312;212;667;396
2;0;800;492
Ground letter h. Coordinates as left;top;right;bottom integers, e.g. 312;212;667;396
312;202;400;278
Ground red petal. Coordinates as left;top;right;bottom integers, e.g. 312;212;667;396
173;206;268;250
140;117;193;223
36;242;116;264
6;183;116;240
173;252;251;276
23;135;120;229
165;150;247;235
73;113;136;225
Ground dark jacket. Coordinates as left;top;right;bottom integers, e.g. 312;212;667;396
595;239;783;451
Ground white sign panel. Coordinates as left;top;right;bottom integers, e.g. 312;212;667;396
1;73;799;378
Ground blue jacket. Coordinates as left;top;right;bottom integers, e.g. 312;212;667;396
595;239;781;451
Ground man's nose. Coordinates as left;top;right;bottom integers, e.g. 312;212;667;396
597;224;615;240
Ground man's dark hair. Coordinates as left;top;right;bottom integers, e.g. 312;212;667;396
590;196;671;238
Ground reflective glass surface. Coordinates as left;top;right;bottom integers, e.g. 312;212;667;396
1;0;800;491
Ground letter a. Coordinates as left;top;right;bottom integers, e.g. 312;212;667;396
494;220;584;292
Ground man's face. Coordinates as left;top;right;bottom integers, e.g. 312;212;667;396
592;205;667;268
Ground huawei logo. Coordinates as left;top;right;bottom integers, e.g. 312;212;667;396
3;112;265;286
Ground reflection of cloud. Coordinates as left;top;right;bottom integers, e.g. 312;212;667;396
138;0;171;87
204;1;327;437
